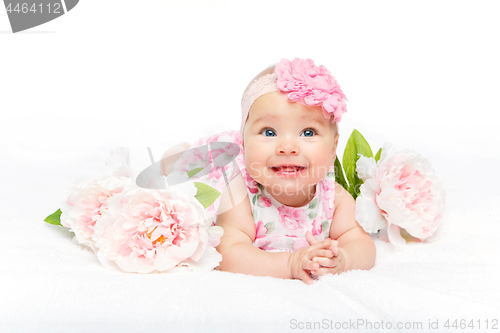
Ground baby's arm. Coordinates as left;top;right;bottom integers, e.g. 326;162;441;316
215;174;337;284
310;183;376;275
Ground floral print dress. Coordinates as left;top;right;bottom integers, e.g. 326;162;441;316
191;130;335;252
248;173;335;252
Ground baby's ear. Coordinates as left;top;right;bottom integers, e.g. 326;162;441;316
332;133;340;153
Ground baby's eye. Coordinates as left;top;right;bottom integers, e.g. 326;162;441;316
301;129;316;137
261;129;276;137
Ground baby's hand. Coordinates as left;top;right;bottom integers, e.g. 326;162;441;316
306;232;345;276
288;233;337;285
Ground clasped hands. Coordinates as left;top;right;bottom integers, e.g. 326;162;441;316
288;231;345;285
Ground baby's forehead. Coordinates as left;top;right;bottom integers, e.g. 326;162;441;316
251;112;328;124
249;92;330;121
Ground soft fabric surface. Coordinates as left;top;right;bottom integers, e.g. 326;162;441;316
1;1;499;332
1;145;499;333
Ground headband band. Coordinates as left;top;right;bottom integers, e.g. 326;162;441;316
240;73;279;136
240;58;347;138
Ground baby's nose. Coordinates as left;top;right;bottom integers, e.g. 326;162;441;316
276;139;300;155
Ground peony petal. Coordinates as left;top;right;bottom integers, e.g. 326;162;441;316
356;156;377;181
386;223;406;248
166;240;199;262
151;253;180;272
379;226;389;243
183;247;222;271
207;226;224;247
189;230;208;262
355;195;387;233
379;142;396;163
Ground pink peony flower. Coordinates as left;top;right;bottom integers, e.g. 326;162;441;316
92;183;223;273
275;58;348;122
60;148;133;249
277;206;307;231
355;143;446;247
60;176;131;249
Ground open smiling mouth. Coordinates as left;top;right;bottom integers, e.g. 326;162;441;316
271;166;306;177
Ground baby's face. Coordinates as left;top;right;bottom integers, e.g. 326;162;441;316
243;92;339;207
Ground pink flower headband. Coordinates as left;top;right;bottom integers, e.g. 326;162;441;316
240;58;348;136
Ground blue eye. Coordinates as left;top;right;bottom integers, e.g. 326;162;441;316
262;129;276;137
302;129;316;137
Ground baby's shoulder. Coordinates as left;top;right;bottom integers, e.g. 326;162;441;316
215;173;256;240
333;182;355;208
329;182;358;239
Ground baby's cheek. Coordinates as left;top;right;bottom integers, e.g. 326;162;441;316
309;164;330;182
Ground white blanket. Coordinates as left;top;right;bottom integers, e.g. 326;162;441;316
1;144;499;333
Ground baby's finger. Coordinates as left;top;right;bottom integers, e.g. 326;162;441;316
329;245;340;256
312;256;337;268
311;238;338;250
302;258;320;271
309;248;334;259
311;265;342;276
298;269;314;285
305;231;320;245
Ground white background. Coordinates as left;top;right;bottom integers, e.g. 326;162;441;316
1;1;499;332
2;0;499;208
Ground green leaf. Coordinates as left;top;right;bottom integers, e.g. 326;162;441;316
308;198;318;210
187;167;204;178
44;209;62;226
252;194;258;205
308;212;317;220
342;129;373;199
334;156;348;193
194;182;221;209
264;221;275;234
374;148;382;162
321;221;329;234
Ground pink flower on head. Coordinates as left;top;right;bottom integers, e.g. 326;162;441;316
277;206;307;231
322;93;347;122
275;58;348;122
355;142;446;247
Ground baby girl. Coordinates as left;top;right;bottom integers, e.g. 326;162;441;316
163;58;375;284
212;58;375;284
